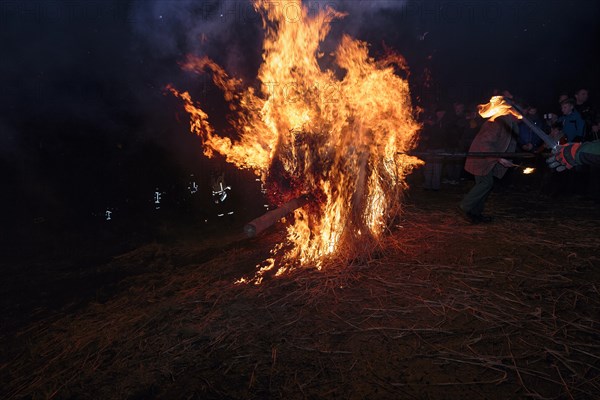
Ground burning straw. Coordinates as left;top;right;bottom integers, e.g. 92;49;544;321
169;0;422;269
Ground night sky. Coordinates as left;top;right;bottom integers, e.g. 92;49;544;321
1;0;599;251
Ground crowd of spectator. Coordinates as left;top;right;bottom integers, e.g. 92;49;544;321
418;88;600;202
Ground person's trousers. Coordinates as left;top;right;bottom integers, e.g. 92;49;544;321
423;149;443;190
460;169;495;216
445;160;462;181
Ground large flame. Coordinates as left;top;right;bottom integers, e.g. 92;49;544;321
478;96;523;121
170;0;422;271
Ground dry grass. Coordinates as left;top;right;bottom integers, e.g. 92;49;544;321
1;189;599;399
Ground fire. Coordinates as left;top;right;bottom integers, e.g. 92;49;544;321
170;0;422;270
523;167;535;175
478;96;523;121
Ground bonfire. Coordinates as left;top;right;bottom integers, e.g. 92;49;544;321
169;0;422;277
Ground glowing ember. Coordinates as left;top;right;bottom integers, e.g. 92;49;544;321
523;167;535;175
170;0;422;270
478;96;523;121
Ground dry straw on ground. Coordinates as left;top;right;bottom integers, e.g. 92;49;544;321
2;190;599;399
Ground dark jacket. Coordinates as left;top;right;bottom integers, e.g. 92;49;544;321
575;102;597;140
445;112;467;150
421;115;451;149
465;116;519;178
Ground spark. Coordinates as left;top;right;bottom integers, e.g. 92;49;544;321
523;167;535;175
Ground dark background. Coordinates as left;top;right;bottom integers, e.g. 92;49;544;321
1;0;598;257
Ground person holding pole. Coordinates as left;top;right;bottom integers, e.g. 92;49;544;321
459;114;519;223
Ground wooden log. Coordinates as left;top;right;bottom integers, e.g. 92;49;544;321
244;195;311;238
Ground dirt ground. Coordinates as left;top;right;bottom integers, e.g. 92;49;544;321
1;183;599;399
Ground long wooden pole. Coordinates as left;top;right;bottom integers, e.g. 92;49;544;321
244;195;311;238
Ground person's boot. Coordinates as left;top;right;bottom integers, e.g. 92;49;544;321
458;206;481;224
478;214;493;223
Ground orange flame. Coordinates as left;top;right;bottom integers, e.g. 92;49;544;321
523;167;535;175
170;0;422;271
478;96;523;121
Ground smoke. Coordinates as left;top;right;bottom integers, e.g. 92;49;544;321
129;0;409;77
302;0;410;44
130;0;261;78
307;0;407;14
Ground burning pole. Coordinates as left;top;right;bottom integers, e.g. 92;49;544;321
244;195;311;238
478;96;559;151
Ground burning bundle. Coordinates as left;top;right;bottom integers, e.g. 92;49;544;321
479;96;559;151
170;0;422;270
